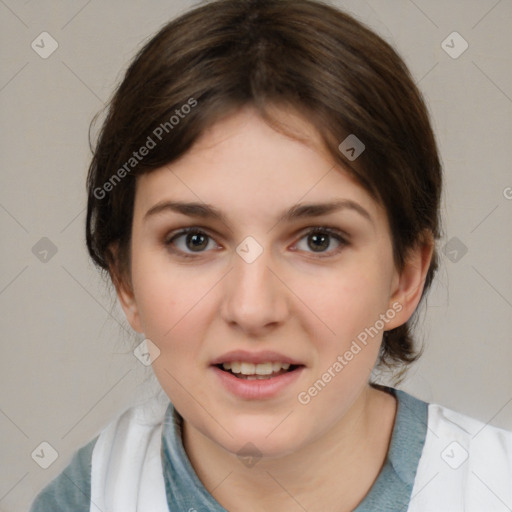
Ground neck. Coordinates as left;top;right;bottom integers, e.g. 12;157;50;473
182;384;397;512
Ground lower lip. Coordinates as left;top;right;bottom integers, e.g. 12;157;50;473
211;366;305;400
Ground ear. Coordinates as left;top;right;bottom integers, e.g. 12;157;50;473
385;232;434;330
108;242;144;334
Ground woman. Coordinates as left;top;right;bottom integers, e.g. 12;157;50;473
30;0;512;510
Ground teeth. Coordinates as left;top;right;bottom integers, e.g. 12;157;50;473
221;361;292;375
240;362;256;375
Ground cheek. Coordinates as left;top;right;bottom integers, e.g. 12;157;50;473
292;267;390;417
294;264;391;346
130;248;213;338
130;257;216;400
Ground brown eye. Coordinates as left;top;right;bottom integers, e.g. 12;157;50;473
307;232;331;252
165;228;217;256
295;227;348;257
185;232;209;251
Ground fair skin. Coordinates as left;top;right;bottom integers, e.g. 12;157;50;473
114;106;433;511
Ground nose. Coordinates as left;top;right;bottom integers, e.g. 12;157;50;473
220;247;290;336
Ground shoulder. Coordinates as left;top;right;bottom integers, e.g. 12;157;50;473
426;402;512;474
29;436;98;512
408;400;512;512
30;392;170;512
91;392;170;511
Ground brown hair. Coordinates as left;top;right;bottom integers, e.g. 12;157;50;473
86;0;442;382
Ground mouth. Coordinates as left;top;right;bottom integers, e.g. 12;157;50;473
215;361;303;380
210;350;306;399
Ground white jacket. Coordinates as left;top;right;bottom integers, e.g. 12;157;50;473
31;389;512;512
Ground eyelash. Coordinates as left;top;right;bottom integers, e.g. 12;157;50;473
164;226;349;260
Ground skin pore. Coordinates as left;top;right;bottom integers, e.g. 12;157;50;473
114;106;433;511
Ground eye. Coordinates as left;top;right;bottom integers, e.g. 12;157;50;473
294;227;348;257
164;226;348;259
165;227;219;257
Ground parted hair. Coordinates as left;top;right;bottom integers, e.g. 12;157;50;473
86;0;442;382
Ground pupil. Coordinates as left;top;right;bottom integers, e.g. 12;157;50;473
309;233;329;252
187;233;208;251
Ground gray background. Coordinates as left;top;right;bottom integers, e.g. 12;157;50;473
1;0;511;510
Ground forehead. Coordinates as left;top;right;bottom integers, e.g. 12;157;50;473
133;106;385;229
192;104;328;154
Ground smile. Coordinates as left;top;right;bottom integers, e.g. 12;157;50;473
218;361;298;380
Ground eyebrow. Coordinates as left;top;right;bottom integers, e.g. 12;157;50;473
143;199;373;225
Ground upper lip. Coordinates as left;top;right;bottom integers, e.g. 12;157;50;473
210;350;304;366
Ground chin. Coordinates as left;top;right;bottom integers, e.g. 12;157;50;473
211;417;306;460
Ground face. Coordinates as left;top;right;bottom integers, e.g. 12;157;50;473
116;106;421;458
